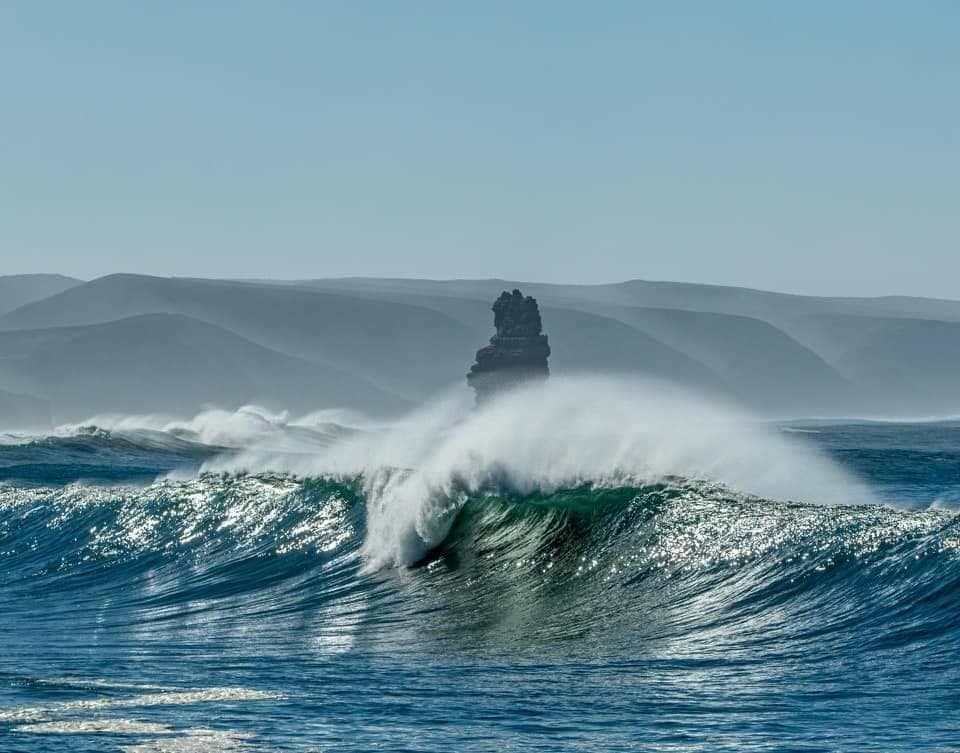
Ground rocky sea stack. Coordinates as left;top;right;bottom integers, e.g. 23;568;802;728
467;289;550;405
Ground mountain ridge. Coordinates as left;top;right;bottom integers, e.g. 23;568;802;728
1;273;957;418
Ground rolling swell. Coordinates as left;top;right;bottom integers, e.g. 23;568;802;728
0;427;223;485
2;392;959;748
2;473;957;659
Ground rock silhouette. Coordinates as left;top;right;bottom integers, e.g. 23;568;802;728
467;289;550;404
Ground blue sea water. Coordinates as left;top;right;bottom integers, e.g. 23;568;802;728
0;414;958;752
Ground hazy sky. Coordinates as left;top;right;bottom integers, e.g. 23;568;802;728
2;2;957;296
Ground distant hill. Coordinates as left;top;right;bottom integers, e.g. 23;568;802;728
540;306;725;395
270;282;854;413
828;316;960;415
0;274;82;317
0;275;732;404
286;276;960;323
0;274;475;400
2;273;959;419
0;313;408;422
595;306;853;414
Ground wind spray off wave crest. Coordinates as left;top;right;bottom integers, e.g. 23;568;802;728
205;376;874;569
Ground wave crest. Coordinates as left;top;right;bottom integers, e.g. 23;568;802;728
193;377;875;568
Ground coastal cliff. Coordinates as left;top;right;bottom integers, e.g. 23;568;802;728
467;289;550;404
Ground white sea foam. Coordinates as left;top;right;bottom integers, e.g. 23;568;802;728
0;687;282;722
14;721;262;752
192;376;875;569
6;686;280;751
122;729;261;752
57;404;379;451
42;377;876;569
15;719;174;734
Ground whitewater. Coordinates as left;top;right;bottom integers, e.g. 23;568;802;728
1;377;958;751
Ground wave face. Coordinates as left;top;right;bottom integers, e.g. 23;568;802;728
1;380;959;751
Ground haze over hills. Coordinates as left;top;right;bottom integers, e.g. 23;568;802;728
0;312;407;425
288;277;960;321
0;272;958;427
0;274;475;401
0;274;82;317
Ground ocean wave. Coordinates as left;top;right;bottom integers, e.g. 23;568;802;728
3;378;877;565
2;377;957;667
0;472;956;657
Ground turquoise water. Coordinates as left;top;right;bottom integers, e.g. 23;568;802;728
1;419;958;751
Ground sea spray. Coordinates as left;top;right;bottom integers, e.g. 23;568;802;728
187;376;874;568
29;377;876;568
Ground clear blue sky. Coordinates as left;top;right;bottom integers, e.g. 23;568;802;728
2;2;957;296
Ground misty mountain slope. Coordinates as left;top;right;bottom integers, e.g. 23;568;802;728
0;274;476;399
555;279;960;322
291;278;960;414
774;315;897;365
278;285;852;412
602;279;857;321
827;316;960;414
5;273;960;417
537;308;728;396
0;273;188;328
282;290;493;336
0;278;729;412
590;306;853;412
0;274;82;317
301;277;960;327
270;289;731;398
0;313;409;421
385;290;854;411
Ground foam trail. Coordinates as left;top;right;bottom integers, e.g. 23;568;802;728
201;376;874;569
56;404;380;452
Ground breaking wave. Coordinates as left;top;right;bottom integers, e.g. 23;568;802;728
3;377;877;568
0;472;956;655
196;377;874;568
2;378;959;750
1;377;954;643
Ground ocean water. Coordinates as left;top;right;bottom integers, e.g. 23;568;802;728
1;380;958;752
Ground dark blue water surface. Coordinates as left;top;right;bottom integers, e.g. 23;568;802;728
1;421;959;752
